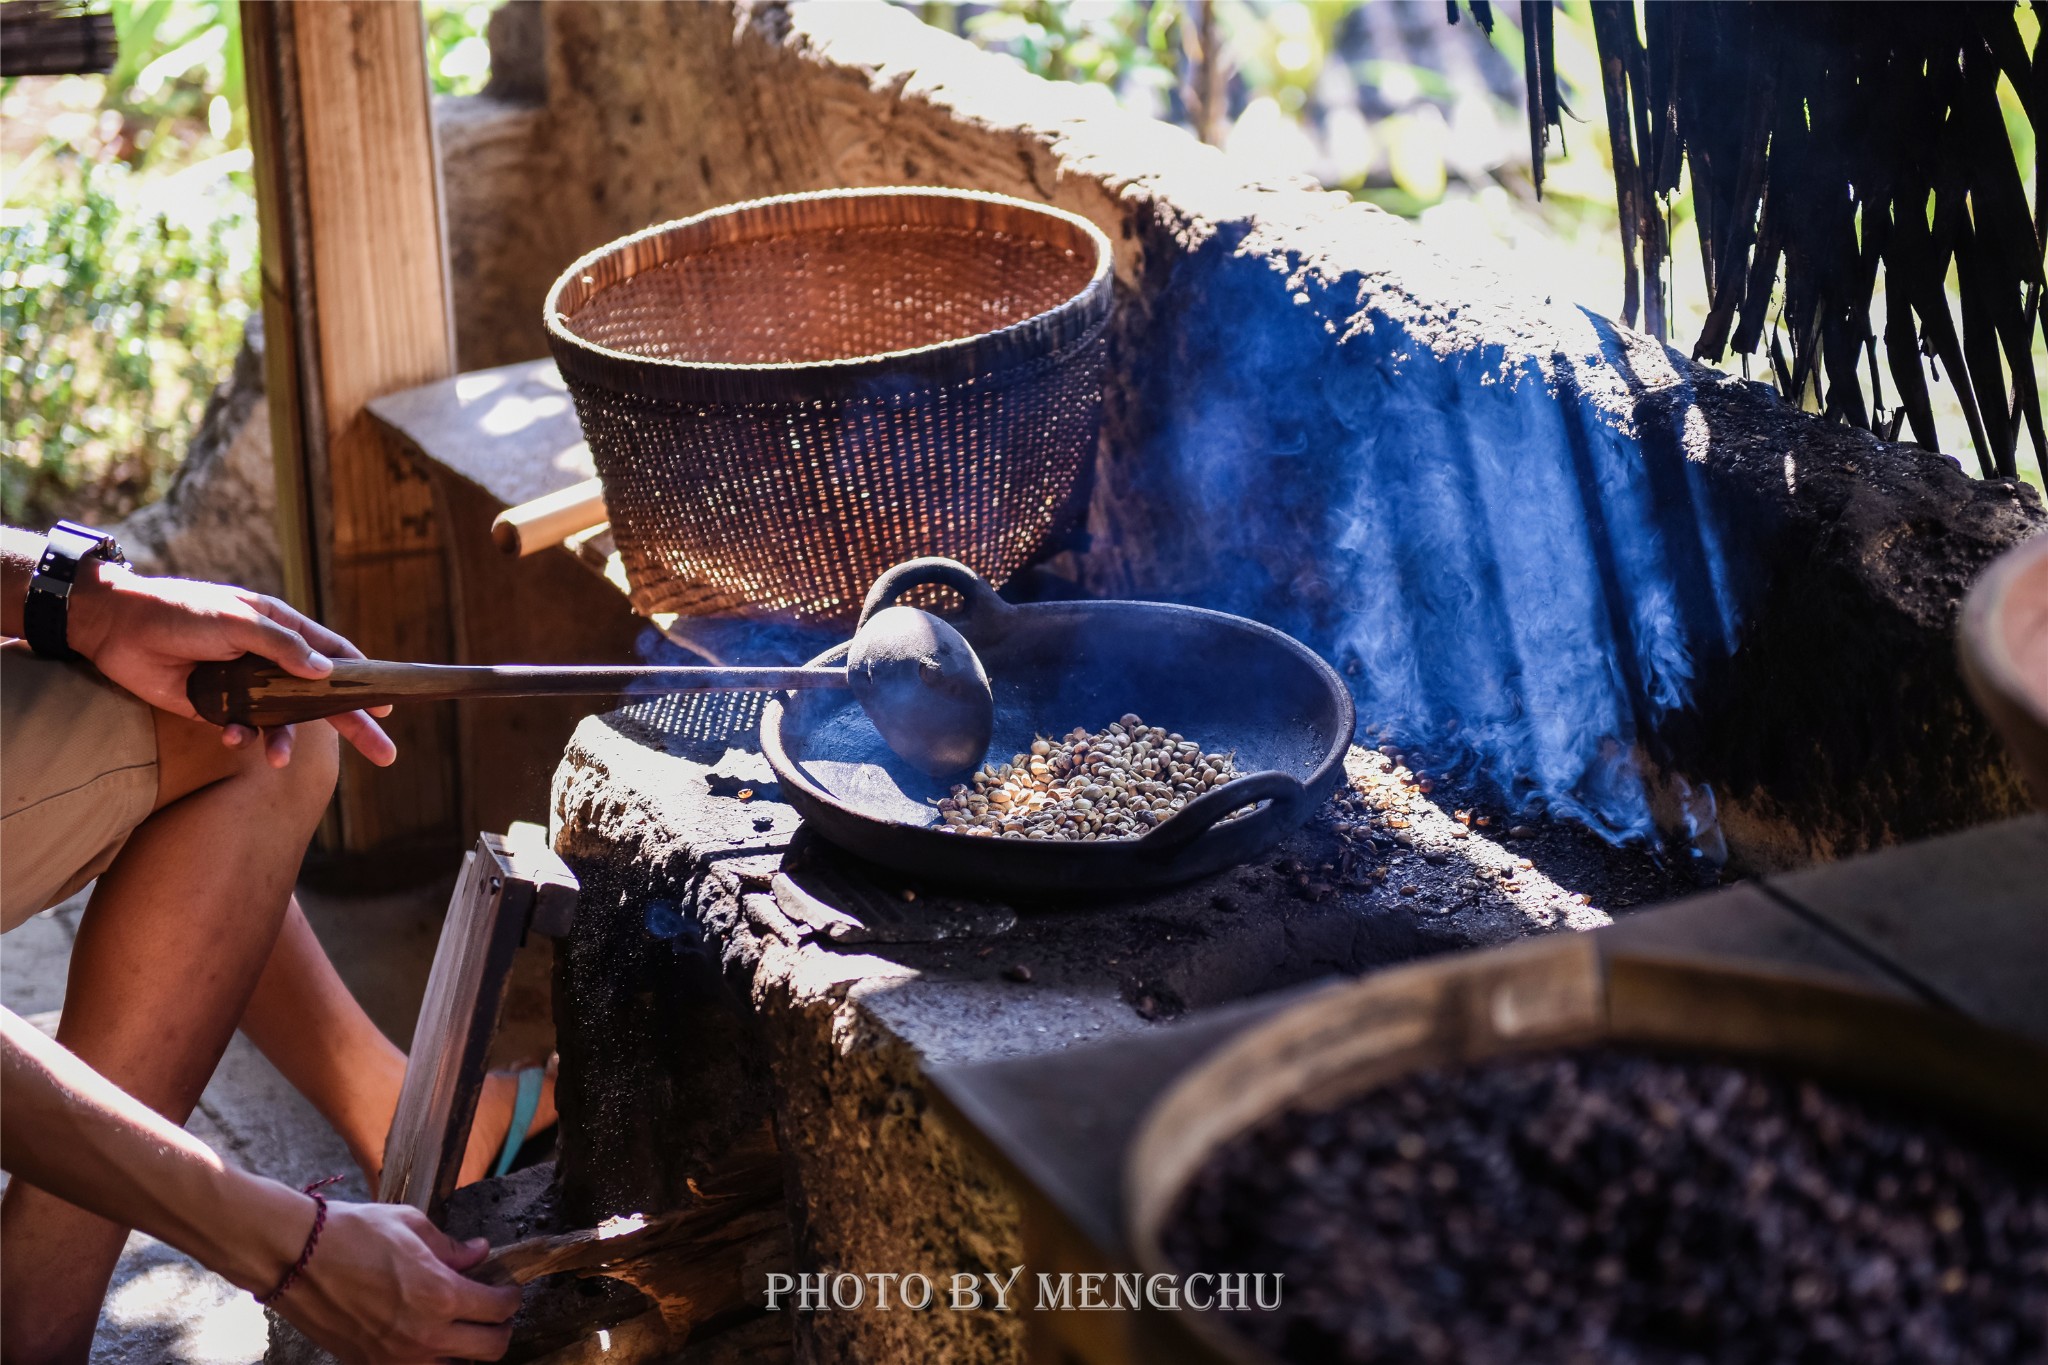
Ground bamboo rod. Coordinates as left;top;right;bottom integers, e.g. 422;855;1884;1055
491;478;609;557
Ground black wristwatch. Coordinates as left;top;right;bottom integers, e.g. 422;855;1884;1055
24;520;128;661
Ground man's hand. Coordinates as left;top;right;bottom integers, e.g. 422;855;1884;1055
67;562;396;767
2;1010;513;1365
270;1202;521;1365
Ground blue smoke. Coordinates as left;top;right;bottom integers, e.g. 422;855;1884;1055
1113;238;1753;844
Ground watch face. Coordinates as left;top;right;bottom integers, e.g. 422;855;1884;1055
52;520;124;564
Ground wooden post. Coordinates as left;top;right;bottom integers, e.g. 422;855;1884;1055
241;0;460;851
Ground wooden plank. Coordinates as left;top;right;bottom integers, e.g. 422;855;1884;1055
505;820;579;940
241;0;461;852
377;846;507;1216
365;360;594;512
1594;884;1916;1000
290;0;455;504
378;831;578;1217
0;8;117;78
1763;814;2048;1047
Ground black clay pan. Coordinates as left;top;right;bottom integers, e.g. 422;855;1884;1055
761;559;1355;893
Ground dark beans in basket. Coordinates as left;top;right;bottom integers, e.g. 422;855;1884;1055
1163;1047;2048;1364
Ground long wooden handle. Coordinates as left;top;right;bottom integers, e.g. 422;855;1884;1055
187;654;845;728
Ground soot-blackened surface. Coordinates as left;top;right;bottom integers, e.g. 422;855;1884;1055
1165;1048;2048;1365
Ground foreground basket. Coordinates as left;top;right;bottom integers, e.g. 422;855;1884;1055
545;187;1114;625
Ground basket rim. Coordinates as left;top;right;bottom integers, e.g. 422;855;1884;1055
542;186;1115;405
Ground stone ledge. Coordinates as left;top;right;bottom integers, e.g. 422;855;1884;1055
548;697;1700;1363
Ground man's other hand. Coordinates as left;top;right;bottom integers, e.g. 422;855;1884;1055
67;565;397;767
273;1203;521;1365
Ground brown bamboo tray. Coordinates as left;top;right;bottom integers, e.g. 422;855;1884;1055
544;187;1115;626
1123;934;2048;1365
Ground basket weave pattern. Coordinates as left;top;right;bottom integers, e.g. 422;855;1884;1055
546;189;1113;624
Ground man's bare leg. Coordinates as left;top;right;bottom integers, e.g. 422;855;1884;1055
238;899;408;1183
0;713;337;1365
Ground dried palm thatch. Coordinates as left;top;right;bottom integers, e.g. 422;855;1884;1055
1463;1;2044;480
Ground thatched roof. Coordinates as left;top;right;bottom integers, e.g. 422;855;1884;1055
1479;0;2044;480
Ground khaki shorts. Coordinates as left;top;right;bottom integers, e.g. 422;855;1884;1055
1;644;159;931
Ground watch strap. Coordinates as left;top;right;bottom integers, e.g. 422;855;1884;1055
24;521;126;662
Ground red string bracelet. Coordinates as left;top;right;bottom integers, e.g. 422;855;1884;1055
255;1174;345;1305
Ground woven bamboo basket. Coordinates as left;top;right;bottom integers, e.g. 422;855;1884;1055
544;187;1114;625
1123;935;2048;1365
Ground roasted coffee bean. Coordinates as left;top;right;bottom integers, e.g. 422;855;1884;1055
1162;1047;2048;1365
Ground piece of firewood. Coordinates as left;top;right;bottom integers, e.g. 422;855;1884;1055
475;1143;788;1336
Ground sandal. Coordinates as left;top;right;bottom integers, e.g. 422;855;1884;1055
490;1059;559;1179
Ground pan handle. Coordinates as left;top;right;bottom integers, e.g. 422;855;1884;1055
858;557;1010;632
1135;769;1308;854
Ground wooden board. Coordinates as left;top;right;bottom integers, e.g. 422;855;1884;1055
1763;813;2048;1046
365;361;593;512
378;826;577;1217
241;0;460;852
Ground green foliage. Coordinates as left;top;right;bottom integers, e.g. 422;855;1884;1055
915;1;1534;211
0;152;256;527
425;1;502;97
0;0;506;529
1213;1;1352;118
916;0;2040;490
946;1;1181;103
1;0;257;529
105;0;245;153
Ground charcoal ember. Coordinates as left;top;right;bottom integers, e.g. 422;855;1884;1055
1162;1047;2048;1365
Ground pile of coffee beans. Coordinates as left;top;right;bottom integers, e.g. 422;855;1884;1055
930;715;1237;840
1163;1047;2048;1364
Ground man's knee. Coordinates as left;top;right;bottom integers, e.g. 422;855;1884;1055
284;721;341;806
153;711;340;819
250;721;340;825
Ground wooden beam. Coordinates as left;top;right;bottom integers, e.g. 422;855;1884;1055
241;2;319;615
0;5;117;78
241;0;462;851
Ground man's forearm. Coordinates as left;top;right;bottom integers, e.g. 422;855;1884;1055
0;1007;311;1294
2;526;46;640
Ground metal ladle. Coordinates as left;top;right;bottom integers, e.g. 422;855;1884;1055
184;604;995;777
